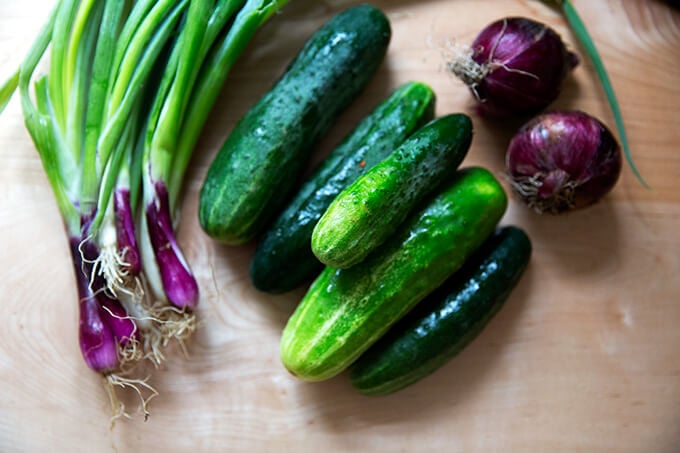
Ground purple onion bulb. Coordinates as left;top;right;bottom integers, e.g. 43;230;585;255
506;110;622;214
98;296;137;347
71;238;120;373
79;297;119;373
146;181;199;309
114;188;141;275
448;17;578;117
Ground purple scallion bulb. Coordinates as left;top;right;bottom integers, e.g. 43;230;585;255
98;295;137;346
78;298;119;373
114;188;142;275
70;238;119;373
146;181;199;309
506;110;622;214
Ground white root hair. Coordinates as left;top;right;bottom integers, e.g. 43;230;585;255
105;373;159;427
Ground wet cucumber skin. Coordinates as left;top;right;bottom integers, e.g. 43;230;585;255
311;113;473;269
280;167;508;382
249;81;436;293
199;5;391;244
349;226;532;396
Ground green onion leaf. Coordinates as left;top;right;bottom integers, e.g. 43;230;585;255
145;0;215;184
49;0;79;133
0;70;19;114
169;0;291;207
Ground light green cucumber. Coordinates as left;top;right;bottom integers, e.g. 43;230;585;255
311;113;472;269
280;167;508;382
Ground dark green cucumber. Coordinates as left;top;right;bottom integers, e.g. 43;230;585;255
311;113;473;269
249;81;436;293
199;5;391;244
280;167;508;382
349;226;532;396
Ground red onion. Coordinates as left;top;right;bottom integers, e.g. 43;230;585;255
506;110;622;214
448;17;578;117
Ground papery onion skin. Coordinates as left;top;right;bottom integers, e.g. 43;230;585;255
448;17;578;117
506;110;622;214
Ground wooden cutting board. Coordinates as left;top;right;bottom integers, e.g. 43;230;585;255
1;1;679;451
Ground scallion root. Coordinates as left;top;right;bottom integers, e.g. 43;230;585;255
95;244;135;296
140;301;197;366
105;373;159;426
79;236;138;300
117;338;144;372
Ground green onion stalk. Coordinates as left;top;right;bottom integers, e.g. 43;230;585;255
0;0;290;418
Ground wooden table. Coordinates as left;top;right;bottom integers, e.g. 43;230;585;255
1;1;679;451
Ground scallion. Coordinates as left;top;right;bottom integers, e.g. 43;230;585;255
1;0;290;419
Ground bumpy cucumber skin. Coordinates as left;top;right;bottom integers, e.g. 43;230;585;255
311;113;473;269
280;167;508;382
249;82;436;293
198;5;391;244
349;226;532;396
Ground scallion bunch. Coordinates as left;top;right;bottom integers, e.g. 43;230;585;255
0;0;290;418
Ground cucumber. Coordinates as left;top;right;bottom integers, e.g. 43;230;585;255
249;81;436;293
199;5;391;244
280;167;508;382
311;113;473;269
349;226;532;396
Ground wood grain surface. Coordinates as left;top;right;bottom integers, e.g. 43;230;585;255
1;1;679;452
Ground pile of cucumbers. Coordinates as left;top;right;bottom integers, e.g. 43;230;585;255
199;5;531;396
